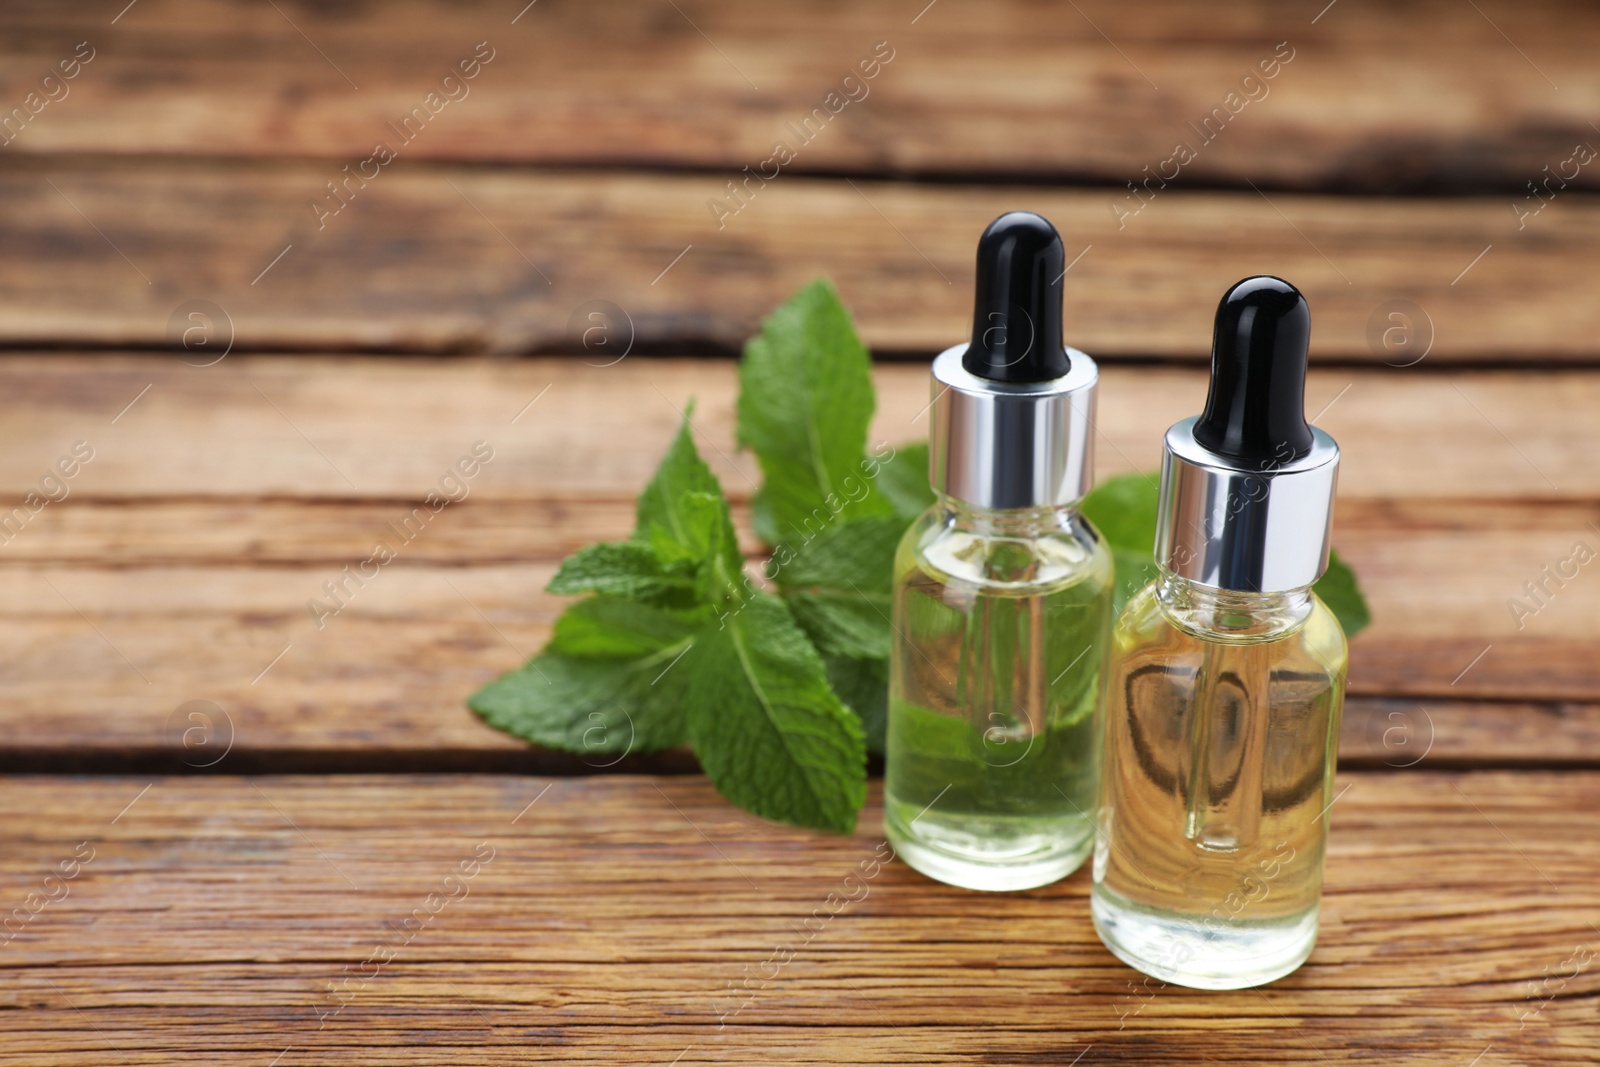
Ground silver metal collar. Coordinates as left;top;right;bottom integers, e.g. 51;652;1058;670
928;343;1098;510
1155;416;1340;593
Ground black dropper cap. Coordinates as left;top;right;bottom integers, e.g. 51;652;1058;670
962;211;1071;382
1192;276;1315;464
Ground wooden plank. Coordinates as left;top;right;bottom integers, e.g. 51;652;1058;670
0;774;1594;1064
8;496;1594;571
0;355;1596;760
0;357;1594;502
2;502;1599;764
1343;697;1600;769
0;163;1595;359
1;0;1596;194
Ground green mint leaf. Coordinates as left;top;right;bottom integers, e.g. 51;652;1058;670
1315;549;1370;638
649;488;720;560
776;514;904;591
822;654;888;755
549;415;738;605
636;404;738;571
547;541;697;604
686;593;867;833
776;514;902;660
1080;473;1165;611
550;596;710;659
477;402;743;763
556;408;743;607
1081;471;1371;635
748;493;780;548
737;278;892;544
1080;471;1163;552
786;591;891;660
872;440;935;522
1104;548;1161;614
469;642;695;756
668;490;744;603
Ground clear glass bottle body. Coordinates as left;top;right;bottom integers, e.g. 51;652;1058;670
884;494;1114;891
1092;572;1347;989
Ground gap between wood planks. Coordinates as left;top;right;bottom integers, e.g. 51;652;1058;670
0;693;1596;775
4;342;1600;372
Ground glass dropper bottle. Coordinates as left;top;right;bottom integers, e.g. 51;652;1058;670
884;211;1115;891
1092;276;1347;988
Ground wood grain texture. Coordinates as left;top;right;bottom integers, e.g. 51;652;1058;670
0;162;1595;359
1;1;1593;1059
0;0;1596;194
0;774;1595;1065
0;355;1596;762
0;356;1592;502
4;551;1598;765
3;518;1600;758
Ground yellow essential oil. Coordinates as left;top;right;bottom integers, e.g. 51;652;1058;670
1093;576;1346;988
1092;275;1346;987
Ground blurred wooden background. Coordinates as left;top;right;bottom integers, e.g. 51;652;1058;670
0;1;1596;1064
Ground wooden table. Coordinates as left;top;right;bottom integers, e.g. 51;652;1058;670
1;1;1596;1063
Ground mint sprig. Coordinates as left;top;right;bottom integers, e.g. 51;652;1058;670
470;278;1370;833
470;399;867;832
